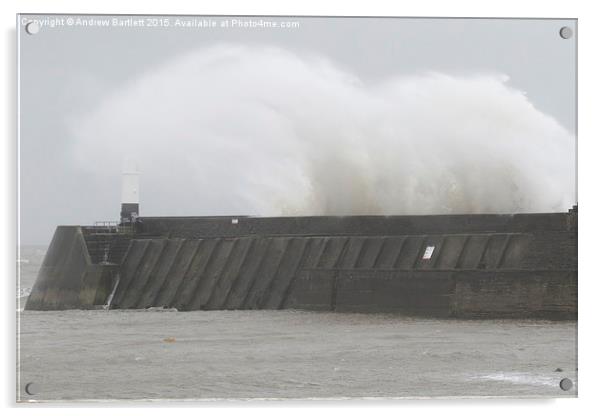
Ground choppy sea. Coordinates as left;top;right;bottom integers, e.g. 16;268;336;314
17;246;577;401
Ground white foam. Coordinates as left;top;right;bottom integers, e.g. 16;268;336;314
473;372;558;387
71;45;575;216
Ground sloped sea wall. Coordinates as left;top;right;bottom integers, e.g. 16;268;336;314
25;212;577;319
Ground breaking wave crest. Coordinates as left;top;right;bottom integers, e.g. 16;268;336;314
72;45;575;216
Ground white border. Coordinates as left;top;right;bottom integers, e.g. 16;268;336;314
3;0;601;414
15;11;21;406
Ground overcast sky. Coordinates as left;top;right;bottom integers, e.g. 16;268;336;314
19;16;576;245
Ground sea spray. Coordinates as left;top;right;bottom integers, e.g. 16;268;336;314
103;275;120;310
71;45;575;216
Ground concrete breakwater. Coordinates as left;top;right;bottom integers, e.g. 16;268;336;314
25;211;577;319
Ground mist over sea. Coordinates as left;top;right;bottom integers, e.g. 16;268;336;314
17;245;577;401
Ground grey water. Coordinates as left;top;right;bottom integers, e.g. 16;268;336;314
17;246;577;401
17;245;45;304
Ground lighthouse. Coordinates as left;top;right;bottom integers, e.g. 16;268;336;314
120;160;140;225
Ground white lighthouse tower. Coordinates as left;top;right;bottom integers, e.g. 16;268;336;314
120;159;140;225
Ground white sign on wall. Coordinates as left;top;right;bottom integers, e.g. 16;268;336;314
423;246;435;260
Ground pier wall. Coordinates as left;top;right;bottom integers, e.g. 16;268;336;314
25;226;119;310
25;212;577;319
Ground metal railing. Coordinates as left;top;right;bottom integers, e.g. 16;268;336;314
92;221;134;235
84;221;135;264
